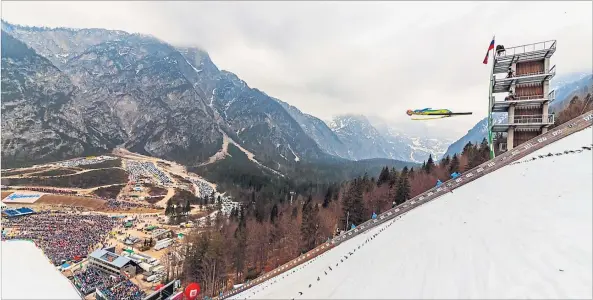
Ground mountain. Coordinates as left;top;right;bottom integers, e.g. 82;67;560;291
550;73;592;111
178;47;331;169
1;21;332;172
274;99;350;159
324;115;452;163
1;31;116;167
327;114;398;160
443;72;592;158
370;120;454;163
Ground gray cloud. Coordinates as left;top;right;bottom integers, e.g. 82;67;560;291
3;1;592;139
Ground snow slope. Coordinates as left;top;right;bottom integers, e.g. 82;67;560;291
1;240;82;299
518;127;593;161
231;126;593;299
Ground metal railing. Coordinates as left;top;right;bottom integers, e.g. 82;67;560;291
548;90;556;102
513;94;545;101
510;114;555;124
494;94;552;103
496;40;556;58
496;64;556;82
548;65;556;77
515;70;545;77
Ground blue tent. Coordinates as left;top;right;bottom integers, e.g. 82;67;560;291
436;179;443;187
350;223;356;230
450;172;460;179
371;212;377;219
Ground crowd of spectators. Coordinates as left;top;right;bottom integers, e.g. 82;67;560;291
105;199;161;211
2;210;116;265
73;268;124;295
100;279;146;300
6;186;78;195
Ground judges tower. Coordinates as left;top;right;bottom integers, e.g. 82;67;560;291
490;40;557;151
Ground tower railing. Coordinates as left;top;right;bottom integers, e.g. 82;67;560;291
514;95;544;101
508;65;556;79
548;90;556;102
492;114;555;125
496;40;557;58
548;64;556;76
510;114;555;124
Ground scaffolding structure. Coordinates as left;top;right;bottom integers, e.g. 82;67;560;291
488;40;557;153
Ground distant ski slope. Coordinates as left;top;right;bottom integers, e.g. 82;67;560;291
229;114;592;300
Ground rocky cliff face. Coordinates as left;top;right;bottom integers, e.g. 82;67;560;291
62;35;223;165
1;32;115;167
1;22;328;169
324;114;452;163
178;47;329;166
327;114;394;160
274;99;350;159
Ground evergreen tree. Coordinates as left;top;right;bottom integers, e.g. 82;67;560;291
467;143;483;169
425;154;436;174
254;196;266;223
332;185;339;201
421;161;427;173
479;138;490;163
341;178;366;228
233;207;247;279
462;142;474;157
394;167;410;205
350;180;366;225
291;206;298;219
449;154;460;174
377;167;390;186
165;199;174;216
322;187;332;208
270;203;279;224
389;168;398;188
362;172;369;184
300;195;320;252
440;155;451;169
184;200;192;214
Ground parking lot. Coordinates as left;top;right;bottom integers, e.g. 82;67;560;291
124;160;172;186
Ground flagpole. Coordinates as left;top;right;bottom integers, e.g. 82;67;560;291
487;35;496;159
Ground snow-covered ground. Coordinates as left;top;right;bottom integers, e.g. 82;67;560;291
1;241;82;299
518;127;593;162
231;126;593;299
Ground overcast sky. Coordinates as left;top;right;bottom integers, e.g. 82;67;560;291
2;1;592;138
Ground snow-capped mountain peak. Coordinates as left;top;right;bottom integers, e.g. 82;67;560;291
323;115;452;163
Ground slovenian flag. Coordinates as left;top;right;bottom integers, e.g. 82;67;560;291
483;36;495;64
